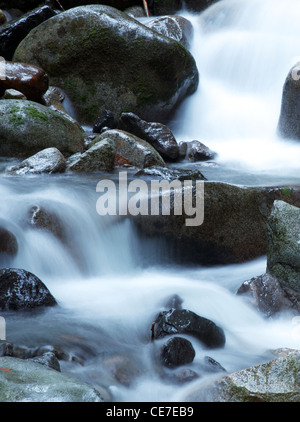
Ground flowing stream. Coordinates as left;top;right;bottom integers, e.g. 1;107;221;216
1;0;300;402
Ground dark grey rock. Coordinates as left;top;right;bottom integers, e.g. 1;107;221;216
160;336;195;368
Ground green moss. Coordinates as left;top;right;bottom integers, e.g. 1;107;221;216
25;106;49;121
281;188;292;197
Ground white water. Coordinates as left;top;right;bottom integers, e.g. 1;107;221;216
1;0;300;402
172;0;300;177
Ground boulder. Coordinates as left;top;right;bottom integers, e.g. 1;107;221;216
186;140;217;162
27;204;65;241
267;200;300;293
132;183;300;265
153;308;226;348
159;336;195;368
13;5;199;125
145;15;194;49
94;129;165;169
0;268;57;310
6;147;66;175
118;112;179;161
0;61;49;103
3;89;26;100
134;166;206;181
93;110;116;133
278;62;300;140
0;99;85;157
0;227;18;256
0;356;105;402
186;350;300;402
237;273;300;317
0;5;57;60
67;138;116;173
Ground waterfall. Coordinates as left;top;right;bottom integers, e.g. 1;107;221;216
1;0;300;402
172;0;300;176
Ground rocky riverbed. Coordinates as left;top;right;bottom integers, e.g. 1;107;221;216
0;0;299;403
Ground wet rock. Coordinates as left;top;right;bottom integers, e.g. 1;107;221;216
164;294;183;310
0;356;105;402
94;129;165;169
0;61;49;104
203;356;226;374
93;110;116;133
43;86;78;122
6;147;66;175
0;227;18;256
27;204;65;241
278;62;300;141
132;183;300;265
135;165;206;181
29;351;61;372
103;354;142;387
146;15;194;49
185;350;300;402
178;141;188;159
67;138;116;173
0;5;57;60
0;9;7;24
186;140;217;162
118;112;179;161
0;99;85;158
0;268;57;311
3;88;26;100
237;272;300;317
173;368;199;384
160;336;195;368
267;200;300;293
13;5;199;125
154;308;226;349
124;6;146;18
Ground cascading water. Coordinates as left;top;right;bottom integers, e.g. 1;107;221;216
172;0;300;180
1;0;300;402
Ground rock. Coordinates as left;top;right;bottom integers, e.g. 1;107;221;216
149;0;182;15
13;5;199;125
186;350;300;402
131;183;300;265
0;5;57;60
67;138;116;173
154;308;226;349
278;62;300;140
43;86;77;121
0;9;7;25
124;6;146;18
237;273;300;317
103;354;142;387
186;140;217;162
173;368;199;384
135;166;206;181
178;141;188;159
0;268;57;311
164;294;183;310
0;61;49;103
0;356;105;402
0;227;18;256
203;356;227;374
0;99;85;158
184;0;218;12
267;200;300;293
94;129;165;169
3;88;26;100
145;15;194;49
27;204;65;241
0;1;45;12
29;352;61;372
118;112;179;161
6;147;66;175
160;336;195;368
93;110;116;133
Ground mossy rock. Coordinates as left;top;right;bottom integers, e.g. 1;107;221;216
0;99;85;157
13;5;199;125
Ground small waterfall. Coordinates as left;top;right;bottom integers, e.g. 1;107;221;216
172;0;300;175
